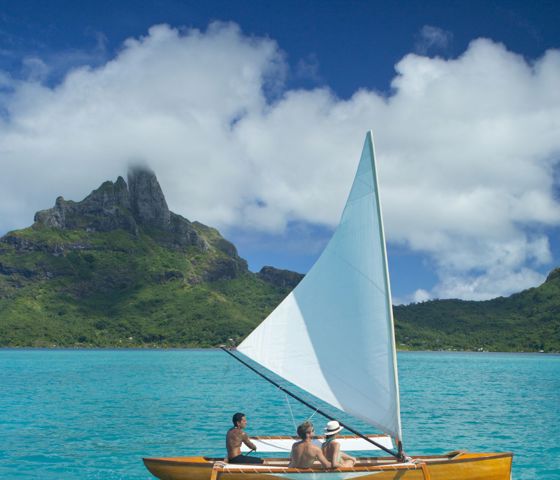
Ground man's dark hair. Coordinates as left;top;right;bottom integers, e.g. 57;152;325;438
232;412;245;426
297;421;313;440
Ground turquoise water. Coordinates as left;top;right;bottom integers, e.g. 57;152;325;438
1;350;558;479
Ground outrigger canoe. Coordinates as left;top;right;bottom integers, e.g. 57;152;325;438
144;449;513;480
143;132;513;480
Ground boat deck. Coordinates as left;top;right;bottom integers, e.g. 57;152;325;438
203;450;473;469
144;451;513;480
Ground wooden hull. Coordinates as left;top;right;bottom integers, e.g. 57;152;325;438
143;452;513;480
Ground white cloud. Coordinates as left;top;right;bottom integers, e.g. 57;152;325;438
431;267;546;301
412;289;431;304
415;25;453;54
0;25;559;301
21;57;50;82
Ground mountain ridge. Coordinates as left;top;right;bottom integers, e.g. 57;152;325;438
0;168;558;351
0;167;302;347
395;269;560;352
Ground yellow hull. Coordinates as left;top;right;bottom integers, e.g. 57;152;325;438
143;452;513;480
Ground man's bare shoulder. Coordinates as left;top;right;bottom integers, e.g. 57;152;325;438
227;428;242;440
309;443;323;454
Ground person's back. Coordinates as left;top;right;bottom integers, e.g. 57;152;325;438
226;427;244;458
321;421;356;468
289;440;321;468
226;412;264;464
322;440;339;465
288;421;330;469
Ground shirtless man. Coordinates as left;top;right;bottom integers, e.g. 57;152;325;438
289;421;331;469
226;412;264;464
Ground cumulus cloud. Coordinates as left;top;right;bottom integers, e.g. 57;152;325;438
1;23;559;301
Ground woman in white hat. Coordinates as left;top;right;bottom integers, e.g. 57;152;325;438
321;421;357;467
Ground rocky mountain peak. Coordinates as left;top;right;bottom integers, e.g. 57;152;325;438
34;177;136;233
27;166;248;280
83;177;130;210
127;166;170;229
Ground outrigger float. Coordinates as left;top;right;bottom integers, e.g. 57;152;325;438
144;132;513;480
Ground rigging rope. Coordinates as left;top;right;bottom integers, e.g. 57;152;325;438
285;394;297;431
306;407;319;421
220;347;403;460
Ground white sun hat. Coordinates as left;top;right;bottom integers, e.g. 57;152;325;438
324;420;344;436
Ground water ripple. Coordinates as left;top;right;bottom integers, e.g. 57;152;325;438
1;350;558;479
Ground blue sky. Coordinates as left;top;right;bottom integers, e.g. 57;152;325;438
1;0;559;303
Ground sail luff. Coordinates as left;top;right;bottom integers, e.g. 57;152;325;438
366;130;403;442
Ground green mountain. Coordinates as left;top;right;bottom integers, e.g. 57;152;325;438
0;167;302;347
394;269;560;352
0;167;558;351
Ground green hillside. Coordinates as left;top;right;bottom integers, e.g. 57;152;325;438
0;168;301;347
394;268;560;352
0;167;558;351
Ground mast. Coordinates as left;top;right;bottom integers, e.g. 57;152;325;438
366;130;403;447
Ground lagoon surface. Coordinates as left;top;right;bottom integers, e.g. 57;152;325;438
1;350;559;479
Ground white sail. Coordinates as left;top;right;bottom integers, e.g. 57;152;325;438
238;131;402;441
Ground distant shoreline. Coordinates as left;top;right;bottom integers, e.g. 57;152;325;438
1;346;558;354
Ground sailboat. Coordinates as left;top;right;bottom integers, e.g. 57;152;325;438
143;132;513;480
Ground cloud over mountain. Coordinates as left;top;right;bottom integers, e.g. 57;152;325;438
1;23;559;301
